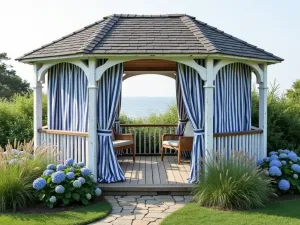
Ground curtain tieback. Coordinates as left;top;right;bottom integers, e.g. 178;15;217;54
179;119;188;122
194;129;204;136
114;119;120;122
97;129;112;136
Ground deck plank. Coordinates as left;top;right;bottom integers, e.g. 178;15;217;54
156;155;168;184
167;155;185;184
138;155;146;184
145;155;153;185
152;155;161;184
164;156;176;184
130;155;140;184
171;155;189;183
124;156;134;183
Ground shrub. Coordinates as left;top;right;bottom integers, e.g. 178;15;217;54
193;152;273;210
0;140;55;212
258;149;300;194
33;159;102;208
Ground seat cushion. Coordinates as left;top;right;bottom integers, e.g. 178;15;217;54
162;140;179;147
113;140;133;148
183;121;194;137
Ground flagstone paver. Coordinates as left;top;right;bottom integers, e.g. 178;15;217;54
90;195;192;225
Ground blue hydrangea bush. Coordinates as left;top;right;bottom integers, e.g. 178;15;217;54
32;158;102;208
258;149;300;194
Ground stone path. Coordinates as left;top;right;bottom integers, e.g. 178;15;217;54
91;195;192;225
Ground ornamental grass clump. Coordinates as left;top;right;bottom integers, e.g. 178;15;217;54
258;149;300;194
193;152;273;210
0;140;55;212
33;158;102;208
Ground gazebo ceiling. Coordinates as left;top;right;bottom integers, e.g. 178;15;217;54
17;14;283;62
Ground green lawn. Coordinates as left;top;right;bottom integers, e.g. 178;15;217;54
161;200;300;225
0;201;111;225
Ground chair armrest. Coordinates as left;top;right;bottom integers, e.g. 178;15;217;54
179;136;193;150
162;134;182;141
114;133;134;141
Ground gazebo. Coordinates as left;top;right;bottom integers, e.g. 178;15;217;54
17;14;283;191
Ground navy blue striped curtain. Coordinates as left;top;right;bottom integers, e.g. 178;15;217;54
48;63;88;131
48;63;88;161
114;92;122;134
177;59;205;183
96;60;125;183
214;63;252;133
175;75;188;134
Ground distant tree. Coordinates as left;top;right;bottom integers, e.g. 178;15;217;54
286;80;300;103
0;53;30;99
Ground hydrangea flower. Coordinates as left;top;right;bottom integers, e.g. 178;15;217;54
33;178;47;190
86;193;92;200
284;150;291;154
55;185;65;194
288;152;298;162
73;162;80;168
47;164;56;170
49;196;57;203
69;167;75;172
73;180;82;188
257;159;263;166
281;160;287;165
78;162;85;167
294;174;299;179
56;164;66;171
18;151;24;156
279;153;288;159
11;149;19;155
269;151;277;156
270;155;278;161
43;169;54;176
89;174;97;183
291;164;300;173
269;166;282;176
78;177;86;184
52;171;65;184
81;168;91;176
64;158;74;166
279;179;290;191
8;159;18;165
270;160;282;167
95;188;102;196
263;157;270;163
66;172;75;180
290;161;294;165
278;149;284;153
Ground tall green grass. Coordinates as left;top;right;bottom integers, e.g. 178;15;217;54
192;152;274;210
0;140;56;212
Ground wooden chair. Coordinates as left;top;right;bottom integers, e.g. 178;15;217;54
112;132;135;162
161;121;194;164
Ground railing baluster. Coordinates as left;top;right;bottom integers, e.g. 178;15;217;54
148;127;151;154
154;128;156;154
139;127;141;155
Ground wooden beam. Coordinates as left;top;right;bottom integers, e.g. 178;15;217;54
124;59;176;71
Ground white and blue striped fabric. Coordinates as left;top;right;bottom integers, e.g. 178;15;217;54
96;60;125;183
114;91;122;134
48;63;88;161
175;74;190;158
177;59;205;183
214;63;252;133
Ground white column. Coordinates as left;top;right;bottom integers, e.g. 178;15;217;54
259;63;268;158
33;64;43;147
87;59;98;176
204;58;215;162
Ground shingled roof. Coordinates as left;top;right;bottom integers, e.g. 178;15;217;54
17;14;283;61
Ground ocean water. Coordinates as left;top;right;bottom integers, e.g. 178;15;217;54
120;97;176;118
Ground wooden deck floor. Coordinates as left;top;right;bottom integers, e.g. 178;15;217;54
98;156;194;195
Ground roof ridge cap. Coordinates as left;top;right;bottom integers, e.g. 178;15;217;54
194;19;283;61
16;19;106;60
79;15;120;53
180;16;219;53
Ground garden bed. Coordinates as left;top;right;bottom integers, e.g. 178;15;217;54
161;199;300;225
0;198;111;225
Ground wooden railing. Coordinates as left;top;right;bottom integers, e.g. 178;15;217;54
120;124;177;155
38;125;263;160
213;126;263;160
39;128;88;163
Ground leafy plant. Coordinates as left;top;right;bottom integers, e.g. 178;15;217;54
258;149;300;194
0;140;55;212
33;159;102;208
193;152;274;210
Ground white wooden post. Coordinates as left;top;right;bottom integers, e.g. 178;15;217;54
259;63;268;158
204;58;215;161
33;64;43;147
87;59;97;176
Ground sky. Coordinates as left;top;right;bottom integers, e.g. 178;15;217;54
0;0;299;97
